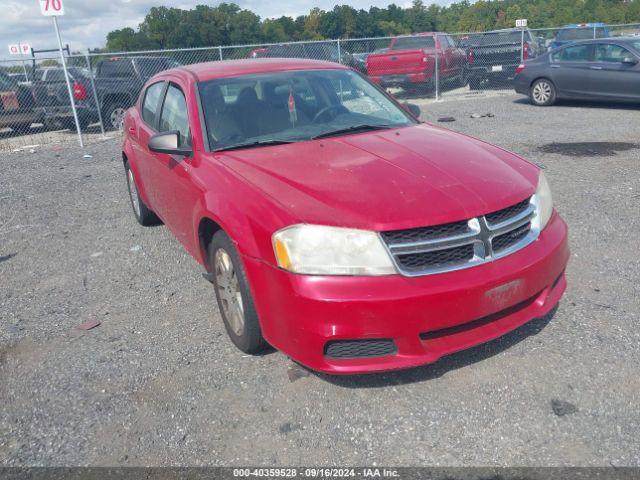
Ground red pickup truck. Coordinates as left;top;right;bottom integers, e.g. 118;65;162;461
367;33;467;93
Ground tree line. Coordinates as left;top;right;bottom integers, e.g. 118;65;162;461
104;0;640;51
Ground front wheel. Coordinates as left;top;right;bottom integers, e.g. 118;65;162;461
209;230;268;354
103;102;127;130
530;78;556;106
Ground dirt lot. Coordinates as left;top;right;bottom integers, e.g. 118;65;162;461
1;94;639;466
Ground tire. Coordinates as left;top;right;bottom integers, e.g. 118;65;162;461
468;76;483;90
103;101;127;130
208;230;268;354
61;117;90;131
529;78;556;106
124;160;159;226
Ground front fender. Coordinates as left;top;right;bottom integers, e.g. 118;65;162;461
189;159;300;268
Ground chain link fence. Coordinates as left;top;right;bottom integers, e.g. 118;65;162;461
1;22;639;153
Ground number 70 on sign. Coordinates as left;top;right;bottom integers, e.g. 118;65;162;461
39;0;65;16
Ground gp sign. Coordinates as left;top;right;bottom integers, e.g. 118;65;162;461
8;44;31;55
39;0;65;16
515;19;528;28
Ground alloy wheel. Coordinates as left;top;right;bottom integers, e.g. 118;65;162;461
127;169;141;218
214;248;245;336
532;81;552;104
110;107;126;130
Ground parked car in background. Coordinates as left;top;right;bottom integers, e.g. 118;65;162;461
7;72;32;84
515;37;640;106
31;67;98;130
0;71;42;132
461;29;541;89
248;42;357;70
548;23;610;51
93;56;181;130
35;67;92;82
350;48;388;73
122;58;568;374
367;33;467;93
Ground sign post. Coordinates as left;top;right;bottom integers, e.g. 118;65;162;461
39;0;84;148
515;19;528;62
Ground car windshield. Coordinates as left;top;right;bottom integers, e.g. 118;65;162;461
557;27;606;41
630;41;640;53
199;69;414;151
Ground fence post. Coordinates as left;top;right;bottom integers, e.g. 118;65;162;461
218;46;223;61
337;39;342;64
85;50;106;138
434;33;439;100
593;25;597;39
520;28;525;62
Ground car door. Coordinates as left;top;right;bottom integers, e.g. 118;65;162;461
130;81;166;210
153;81;200;245
548;43;594;97
589;43;640;100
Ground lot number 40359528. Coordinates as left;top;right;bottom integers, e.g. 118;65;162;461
39;0;65;16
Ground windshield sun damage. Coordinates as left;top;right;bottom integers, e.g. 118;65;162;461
198;69;415;152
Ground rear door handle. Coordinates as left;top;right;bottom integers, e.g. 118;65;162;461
550;64;560;68
590;66;603;70
128;127;136;134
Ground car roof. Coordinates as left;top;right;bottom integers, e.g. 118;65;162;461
163;58;349;82
555;36;640;45
562;23;607;28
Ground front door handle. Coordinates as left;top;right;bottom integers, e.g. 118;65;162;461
590;65;603;70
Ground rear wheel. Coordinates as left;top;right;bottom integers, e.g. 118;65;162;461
124;161;159;226
208;230;268;354
530;78;556;106
468;76;483;90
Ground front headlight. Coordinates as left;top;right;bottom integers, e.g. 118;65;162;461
272;224;396;275
534;171;553;230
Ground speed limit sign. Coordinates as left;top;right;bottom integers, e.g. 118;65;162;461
39;0;65;16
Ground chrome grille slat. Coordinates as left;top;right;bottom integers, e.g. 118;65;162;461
381;196;539;276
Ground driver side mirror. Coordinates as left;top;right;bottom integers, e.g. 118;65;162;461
404;102;421;119
148;131;192;157
622;57;638;66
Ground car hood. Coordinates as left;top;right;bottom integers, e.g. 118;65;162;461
218;124;539;231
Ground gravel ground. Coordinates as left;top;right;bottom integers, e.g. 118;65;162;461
1;94;639;467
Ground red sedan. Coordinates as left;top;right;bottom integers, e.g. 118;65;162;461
122;58;568;374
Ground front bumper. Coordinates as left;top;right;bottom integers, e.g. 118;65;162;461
244;213;569;374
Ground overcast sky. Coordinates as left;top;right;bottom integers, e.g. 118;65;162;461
1;0;428;61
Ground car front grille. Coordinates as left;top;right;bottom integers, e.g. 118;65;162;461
381;196;538;276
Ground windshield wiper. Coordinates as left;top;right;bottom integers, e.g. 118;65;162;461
213;139;297;152
311;124;393;140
